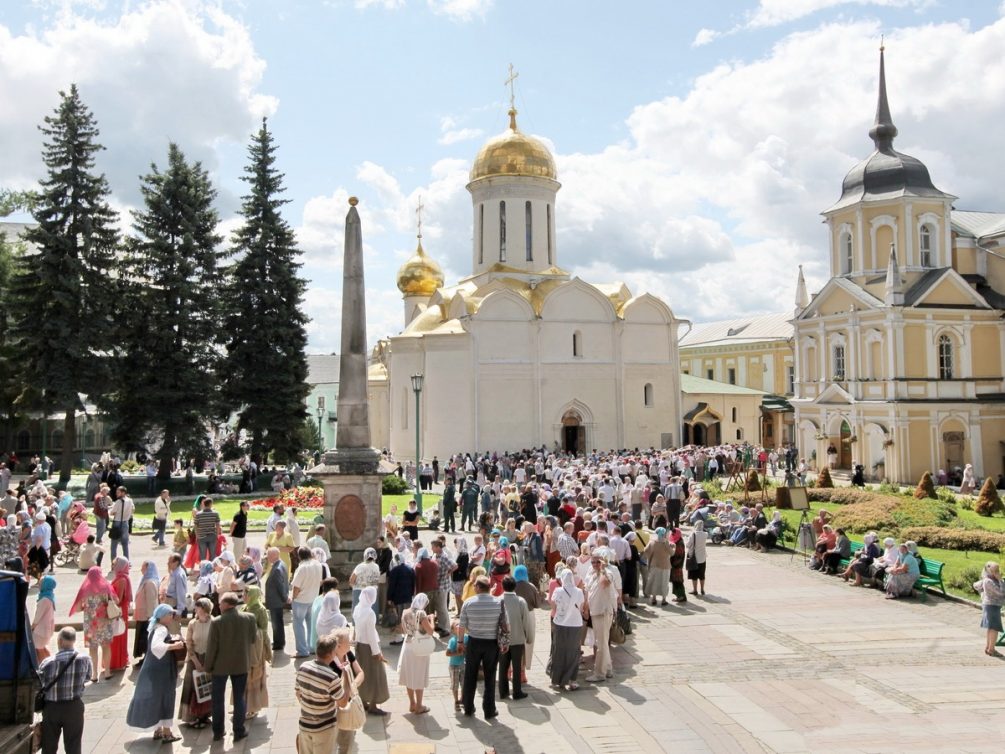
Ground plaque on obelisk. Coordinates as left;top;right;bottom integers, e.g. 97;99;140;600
310;198;386;577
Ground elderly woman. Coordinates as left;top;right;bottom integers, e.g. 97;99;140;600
753;512;783;552
644;527;673;606
352;585;389;715
31;575;57;661
870;537;899;587
397;593;434;714
649;495;668;530
330;626;367;753
179;597;213;728
126;604;185;742
549;568;584;691
242;585;272;718
885;542;920;599
108;557;132;672
133;561;160;664
974;562;1005;656
822;528;852;575
669;528;687;603
842;532;880;586
687;520;709;595
350;547;381;612
811;525;837;570
70;566;116;682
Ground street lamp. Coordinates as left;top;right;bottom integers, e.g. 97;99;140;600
316;396;325;455
410;373;424;514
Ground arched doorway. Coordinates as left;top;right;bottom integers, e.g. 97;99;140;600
562;410;585;455
839;420;852;468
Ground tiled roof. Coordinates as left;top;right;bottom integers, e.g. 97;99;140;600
679;312;792;349
952;210;1005;239
680;373;766;396
306;354;340;385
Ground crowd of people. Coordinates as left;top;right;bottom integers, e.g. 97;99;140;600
5;441;1002;753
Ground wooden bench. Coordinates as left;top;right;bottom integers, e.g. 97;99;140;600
838;540;864;571
914;558;946;600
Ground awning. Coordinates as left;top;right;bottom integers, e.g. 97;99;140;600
761;395;793;413
683;402;708;423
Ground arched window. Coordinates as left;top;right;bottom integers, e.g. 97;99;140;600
499;201;507;262
841;232;853;274
920;224;934;268
525;201;533;261
833;344;846;380
643;383;654;407
938;334;954;379
478;203;484;265
573;330;583;358
731;407;737;422
736;428;743;441
546;204;553;265
17;430;30;451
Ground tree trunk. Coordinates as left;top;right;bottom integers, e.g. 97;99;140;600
59;409;75;487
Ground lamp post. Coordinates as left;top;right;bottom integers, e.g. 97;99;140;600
316;396;325;456
410;373;423;514
40;408;47;481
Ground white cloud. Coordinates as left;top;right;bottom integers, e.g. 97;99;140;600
692;28;720;47
0;1;276;211
748;0;930;28
438;127;484;145
426;0;492;22
354;0;406;9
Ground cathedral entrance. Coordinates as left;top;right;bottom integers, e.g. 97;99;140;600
562;410;586;455
839;420;853;469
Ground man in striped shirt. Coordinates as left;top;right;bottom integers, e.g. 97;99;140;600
294;635;346;753
458;575;508;719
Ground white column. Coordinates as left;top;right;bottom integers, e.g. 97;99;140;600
970;415;984;478
905;202;913;267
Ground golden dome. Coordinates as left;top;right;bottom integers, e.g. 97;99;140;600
469;109;557;182
396;240;444;297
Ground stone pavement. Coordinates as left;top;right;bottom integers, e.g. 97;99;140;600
36;532;1005;753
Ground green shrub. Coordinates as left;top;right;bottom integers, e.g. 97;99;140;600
900;526;1005;551
119;459;142;473
914;471;937;500
947;565;983;594
877;482;902;496
891;497;957;529
744;470;761;492
808;488;885;505
831;498;898;533
816;467;834;488
382;474;410;494
974;478;1005;517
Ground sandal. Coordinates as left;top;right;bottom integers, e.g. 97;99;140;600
161;733;181;743
414;706;430;714
565;683;579;691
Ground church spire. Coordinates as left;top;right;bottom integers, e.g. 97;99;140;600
884;243;904;306
868;41;899;153
794;265;809;316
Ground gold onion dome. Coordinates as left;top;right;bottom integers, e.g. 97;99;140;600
396;240;444;296
469;108;557;182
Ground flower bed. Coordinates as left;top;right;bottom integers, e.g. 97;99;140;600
249;486;325;512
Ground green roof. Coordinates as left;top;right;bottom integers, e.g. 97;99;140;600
680;373;767;396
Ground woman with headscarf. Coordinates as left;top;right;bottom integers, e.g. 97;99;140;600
234;554;259;593
70;565;116;681
461;565;487;604
178;597;213;728
842;531;881;586
753;512;783;552
32;575;57;660
885;542;920;599
401;499;421;542
312;547;331;581
974;561;1005;656
490;536;512;595
315;590;348;640
108;556;133;672
961;463;976;494
622;528;641;608
397;592;434;714
215;552;236;595
353;585;389;715
194;561;217;613
242;585;272;718
669;528;687;603
27;511;51;584
246;546;264;579
349;547;381;612
870;537;899;587
133;561;160;664
451;537;469;611
643;527;673;606
544;517;562;578
549;569;584;691
126;604;185;742
386;553;416;639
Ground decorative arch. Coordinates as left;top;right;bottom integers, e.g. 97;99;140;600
473;288;535;321
554;399;595;455
837;222;854;274
938;415;968;474
917;212;942;268
622;293;674;324
539;278;618;322
869;214;898;270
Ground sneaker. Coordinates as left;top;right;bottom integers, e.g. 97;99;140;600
584;675;604;683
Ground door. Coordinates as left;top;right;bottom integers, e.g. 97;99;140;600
839;420;852;468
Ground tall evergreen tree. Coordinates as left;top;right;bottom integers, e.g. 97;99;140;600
222;119;309;461
7;87;119;483
110;143;223;477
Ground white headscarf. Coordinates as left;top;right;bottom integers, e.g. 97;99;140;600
410;593;429;611
315;591;347;638
352;586;380;654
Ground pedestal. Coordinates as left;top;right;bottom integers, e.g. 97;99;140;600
310;448;386;580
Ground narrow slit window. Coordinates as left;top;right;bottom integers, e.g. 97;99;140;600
499;200;506;262
546;204;553;265
573;331;582;358
525;200;533;261
478;203;484;265
644;383;654;407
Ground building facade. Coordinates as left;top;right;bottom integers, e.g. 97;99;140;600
792;49;1005;483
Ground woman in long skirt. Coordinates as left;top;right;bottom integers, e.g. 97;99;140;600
397;593;433;714
643;528;673;606
126;605;184;742
622;530;640;607
669;529;687;603
108;557;132;672
133;561;160;665
974;562;1005;656
178;598;213;727
549;570;584;691
353;586;389;714
241;586;272;718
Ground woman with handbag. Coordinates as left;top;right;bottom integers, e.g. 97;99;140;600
69;566;116;682
126;604;185;742
330;627;367;752
108;557;132;672
396;593;434;714
178;598;213;728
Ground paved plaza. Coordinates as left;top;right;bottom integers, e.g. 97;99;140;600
41;534;1005;754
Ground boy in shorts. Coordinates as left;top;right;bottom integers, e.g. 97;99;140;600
445;619;468;710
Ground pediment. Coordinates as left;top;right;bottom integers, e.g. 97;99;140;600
909;269;989;308
798;278;882;319
814;383;855;405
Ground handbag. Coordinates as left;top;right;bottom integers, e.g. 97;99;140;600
336;662;367;731
108;500;124;539
685;554;697;571
496;601;510;655
410;632;435;657
35;653;77;712
106;601;122;620
609;620;626;645
111;617;126;636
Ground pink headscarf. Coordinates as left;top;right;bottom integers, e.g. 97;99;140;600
669;528;682;544
70;566;116;615
110;556;133;605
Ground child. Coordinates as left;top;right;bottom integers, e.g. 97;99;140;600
78;534;104;573
172;519;188;558
445;620;468;711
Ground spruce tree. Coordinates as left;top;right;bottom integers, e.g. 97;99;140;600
110;143;223;477
222;119;309;462
8;87;119;484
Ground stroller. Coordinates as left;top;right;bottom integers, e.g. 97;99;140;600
54;516;90;568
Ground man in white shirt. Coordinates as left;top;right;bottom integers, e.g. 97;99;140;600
0;463;11;493
109;486;135;561
145;461;158;496
290;547;323;657
152;489;171;547
265;505;285;536
583;551;619;683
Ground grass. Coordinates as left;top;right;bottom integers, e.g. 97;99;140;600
955;507;1005;532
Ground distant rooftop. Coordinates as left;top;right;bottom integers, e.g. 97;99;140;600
680;373;766;396
679;312;792;349
306;354;340;385
952;210;1005;240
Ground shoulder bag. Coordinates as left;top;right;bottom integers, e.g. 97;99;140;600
108;500;123;540
336;661;367;731
496;601;510;655
409;612;435;657
35;653;77;712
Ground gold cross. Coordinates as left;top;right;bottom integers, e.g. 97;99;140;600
415;195;424;239
504;63;519;110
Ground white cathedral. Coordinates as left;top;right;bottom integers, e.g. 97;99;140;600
367;105;685;459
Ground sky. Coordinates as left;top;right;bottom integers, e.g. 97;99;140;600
2;0;1005;353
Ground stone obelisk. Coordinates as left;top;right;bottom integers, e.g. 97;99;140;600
311;197;385;578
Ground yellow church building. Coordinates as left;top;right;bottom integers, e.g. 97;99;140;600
792;49;1005;484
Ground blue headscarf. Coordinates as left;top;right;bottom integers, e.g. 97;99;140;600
199;561;214;578
38;575;56;606
149;604;175;637
513;565;529;583
498;536;509;547
655;527;668;541
140;561;159;587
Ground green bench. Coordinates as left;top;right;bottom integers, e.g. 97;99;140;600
836;542;945;600
838;541;864;571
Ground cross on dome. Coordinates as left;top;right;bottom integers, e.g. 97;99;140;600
504;63;519;112
415;195;424;240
